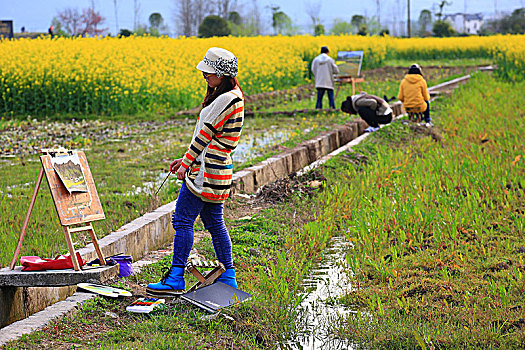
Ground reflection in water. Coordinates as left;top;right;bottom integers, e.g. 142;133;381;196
232;130;292;164
132;129;294;194
280;236;354;350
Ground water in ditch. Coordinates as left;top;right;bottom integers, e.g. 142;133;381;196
280;236;355;350
232;129;293;163
127;129;294;195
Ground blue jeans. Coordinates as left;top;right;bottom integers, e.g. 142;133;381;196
423;101;431;122
171;182;233;269
316;88;335;109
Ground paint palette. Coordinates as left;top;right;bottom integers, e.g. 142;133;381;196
77;283;132;298
126;297;166;313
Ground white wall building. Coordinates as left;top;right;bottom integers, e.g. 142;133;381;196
443;13;484;34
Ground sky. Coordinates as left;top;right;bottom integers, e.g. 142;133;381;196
1;0;524;35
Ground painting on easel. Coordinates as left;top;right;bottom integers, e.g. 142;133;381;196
51;153;88;193
336;50;364;78
41;151;105;226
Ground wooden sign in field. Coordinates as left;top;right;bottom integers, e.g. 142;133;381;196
0;20;13;39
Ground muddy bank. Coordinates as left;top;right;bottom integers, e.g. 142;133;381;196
179;65;484;117
0;118;193;157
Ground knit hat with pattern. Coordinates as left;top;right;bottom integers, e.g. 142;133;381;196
196;47;238;78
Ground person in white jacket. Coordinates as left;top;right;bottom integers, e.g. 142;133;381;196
311;46;340;109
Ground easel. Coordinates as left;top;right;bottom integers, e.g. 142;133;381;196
10;148;106;271
335;76;365;99
334;50;365;99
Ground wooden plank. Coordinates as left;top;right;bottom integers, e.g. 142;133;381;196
86;225;105;265
62;226;81;271
68;225;93;233
186;264;226;292
187;265;206;283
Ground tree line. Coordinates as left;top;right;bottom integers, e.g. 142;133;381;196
48;0;525;39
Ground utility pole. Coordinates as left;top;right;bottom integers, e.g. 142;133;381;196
134;0;139;30
376;0;381;28
407;0;411;37
114;0;119;35
463;0;467;34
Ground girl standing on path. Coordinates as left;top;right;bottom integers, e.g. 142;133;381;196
147;48;244;296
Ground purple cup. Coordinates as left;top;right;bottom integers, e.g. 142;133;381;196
112;255;133;277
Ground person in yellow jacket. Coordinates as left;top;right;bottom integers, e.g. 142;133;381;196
398;64;433;127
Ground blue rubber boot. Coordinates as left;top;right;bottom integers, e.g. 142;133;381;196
216;269;237;289
146;266;185;297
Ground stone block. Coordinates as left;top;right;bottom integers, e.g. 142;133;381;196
337;124;353;145
143;211;163;222
349;122;359;140
277;152;293;173
0;277;104;328
0;291;96;344
231;170;255;193
391;101;404;116
318;133;333;154
251;163;276;188
154;201;176;214
289;147;310;172
301;138;322;163
326;130;340;151
262;156;288;179
0;265;119;287
356;118;369;135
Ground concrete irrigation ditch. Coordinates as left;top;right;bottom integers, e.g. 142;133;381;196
0;72;477;344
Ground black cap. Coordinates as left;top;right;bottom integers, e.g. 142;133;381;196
321;46;329;53
408;63;422;75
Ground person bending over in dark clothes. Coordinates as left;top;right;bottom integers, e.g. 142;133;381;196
341;92;393;132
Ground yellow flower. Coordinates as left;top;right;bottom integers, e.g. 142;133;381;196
0;34;524;115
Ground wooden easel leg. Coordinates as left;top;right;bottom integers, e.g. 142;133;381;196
62;226;81;271
87;224;105;265
334;82;341;100
10;167;45;269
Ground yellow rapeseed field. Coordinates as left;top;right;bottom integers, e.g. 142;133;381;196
0;34;523;116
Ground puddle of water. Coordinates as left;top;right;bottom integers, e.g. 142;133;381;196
126;130;293;194
233;130;292;163
127;129;293;194
280;236;355;350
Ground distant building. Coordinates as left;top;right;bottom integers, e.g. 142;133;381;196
443;13;484;34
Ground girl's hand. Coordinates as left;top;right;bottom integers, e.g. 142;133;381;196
176;165;186;180
170;158;183;173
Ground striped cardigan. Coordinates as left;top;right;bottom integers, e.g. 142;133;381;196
181;87;244;203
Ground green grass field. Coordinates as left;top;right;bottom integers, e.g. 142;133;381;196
1;65;475;268
324;73;525;348
5;70;524;348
